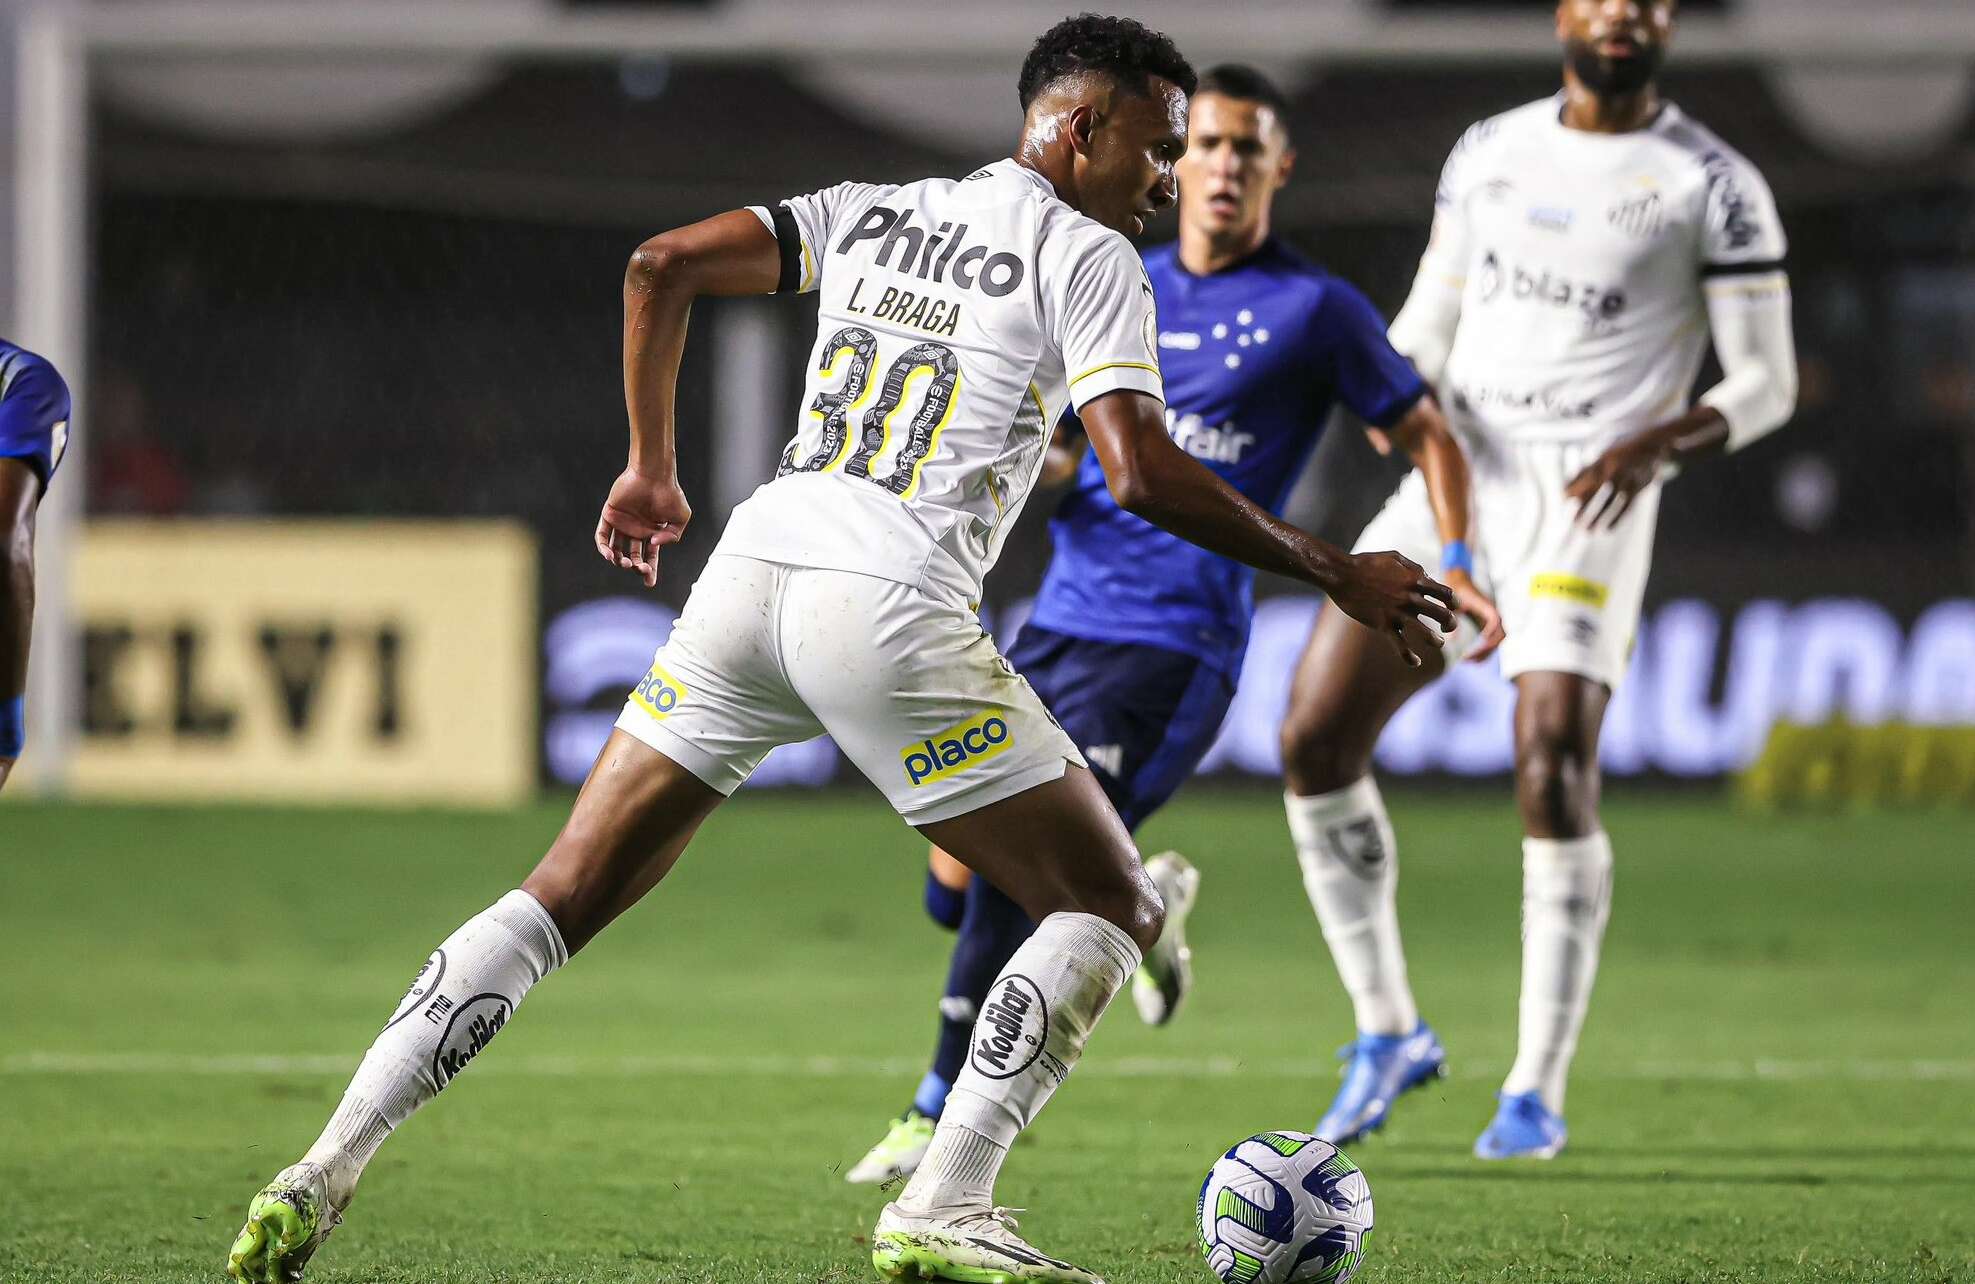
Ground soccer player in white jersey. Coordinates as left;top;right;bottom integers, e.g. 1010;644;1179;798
225;16;1454;1284
1283;0;1798;1160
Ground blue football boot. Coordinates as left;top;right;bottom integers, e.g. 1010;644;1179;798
1473;1090;1567;1160
1313;1022;1447;1145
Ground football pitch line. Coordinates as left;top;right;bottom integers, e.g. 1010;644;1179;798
4;1050;1972;1082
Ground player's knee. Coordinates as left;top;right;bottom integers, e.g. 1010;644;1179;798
1119;881;1167;955
1514;730;1597;838
1071;870;1165;954
1279;710;1371;796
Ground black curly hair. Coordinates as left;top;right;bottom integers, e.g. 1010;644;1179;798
1017;13;1196;112
1197;63;1291;125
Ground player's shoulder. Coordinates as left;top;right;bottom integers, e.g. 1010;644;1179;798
1652;103;1772;188
0;338;66;399
1036;203;1141;286
1449;96;1556;160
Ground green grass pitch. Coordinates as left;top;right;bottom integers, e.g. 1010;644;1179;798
2;789;1970;1283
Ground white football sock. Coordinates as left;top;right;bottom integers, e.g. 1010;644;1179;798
1286;780;1419;1037
301;889;568;1207
898;911;1139;1214
1501;832;1613;1114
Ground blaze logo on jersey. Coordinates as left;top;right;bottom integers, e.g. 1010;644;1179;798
631;659;687;721
1477;251;1627;323
902;710;1013;786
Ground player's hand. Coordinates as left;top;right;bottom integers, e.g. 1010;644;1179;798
1331;550;1458;669
0;757;14;794
1565;431;1668;531
1445;567;1506;663
594;466;692;589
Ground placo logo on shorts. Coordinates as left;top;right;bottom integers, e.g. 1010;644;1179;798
902;709;1013;787
971;974;1048;1080
630;660;687;721
1531;573;1609;609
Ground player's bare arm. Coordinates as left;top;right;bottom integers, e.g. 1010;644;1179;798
1080;387;1456;666
1380;395;1504;660
0;458;35;789
603;209;784;587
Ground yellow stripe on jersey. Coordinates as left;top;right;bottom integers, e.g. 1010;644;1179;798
900;368;963;501
817;343;880;473
1069;360;1160;386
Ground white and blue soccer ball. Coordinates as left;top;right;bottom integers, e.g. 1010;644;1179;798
1197;1131;1374;1284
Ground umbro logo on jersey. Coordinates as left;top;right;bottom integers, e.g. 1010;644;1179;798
839;207;1027;296
902;710;1013;786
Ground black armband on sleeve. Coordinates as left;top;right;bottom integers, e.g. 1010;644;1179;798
771;204;803;294
1702;259;1787;279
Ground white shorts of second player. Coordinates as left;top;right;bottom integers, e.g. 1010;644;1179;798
1354;437;1662;689
614;554;1084;824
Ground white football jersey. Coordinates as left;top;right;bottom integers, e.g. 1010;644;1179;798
717;159;1163;606
1425;96;1786;446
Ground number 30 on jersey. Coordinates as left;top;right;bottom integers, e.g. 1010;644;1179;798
778;326;961;499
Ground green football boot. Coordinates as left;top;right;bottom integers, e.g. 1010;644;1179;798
872;1202;1104;1283
226;1163;342;1283
847;1109;938;1185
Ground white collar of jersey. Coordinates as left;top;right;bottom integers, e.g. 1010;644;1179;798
989;157;1058;199
1547;90;1679;140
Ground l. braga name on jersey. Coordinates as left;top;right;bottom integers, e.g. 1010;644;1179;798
829;184;1035;339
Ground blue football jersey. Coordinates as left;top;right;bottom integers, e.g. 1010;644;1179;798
1026;239;1426;669
0;338;72;490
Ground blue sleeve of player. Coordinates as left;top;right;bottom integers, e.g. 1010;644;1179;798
0;356;73;488
1315;283;1427;429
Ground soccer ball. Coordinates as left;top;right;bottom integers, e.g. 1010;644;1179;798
1197;1131;1373;1284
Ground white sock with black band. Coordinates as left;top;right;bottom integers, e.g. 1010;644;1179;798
300;889;568;1207
897;911;1139;1214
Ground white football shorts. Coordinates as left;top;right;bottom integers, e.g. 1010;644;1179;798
614;554;1084;824
1353;436;1660;689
